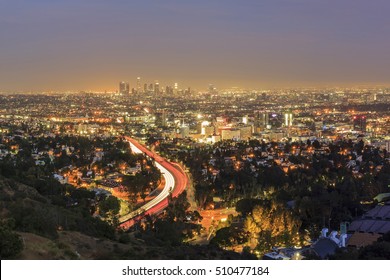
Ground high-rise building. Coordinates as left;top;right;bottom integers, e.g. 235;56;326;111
154;82;160;95
165;86;173;95
221;128;240;141
144;83;148;93
178;125;190;138
136;77;141;93
174;83;178;94
155;109;167;127
284;112;293;127
353;115;367;132
119;81;129;95
269;113;283;128
208;84;216;93
255;112;269;129
239;125;252;140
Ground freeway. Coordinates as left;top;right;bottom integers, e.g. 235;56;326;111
119;136;188;229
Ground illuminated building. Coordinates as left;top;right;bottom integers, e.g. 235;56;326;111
165;86;173;95
178;125;190;138
201;121;214;136
284;112;293;127
221;128;240;140
353;115;367;132
174;82;178;94
119;81;129;95
154;82;160;94
255;112;269;131
211;135;221;143
209;84;216;93
136;77;141;93
155;109;167;127
239;125;252;140
269;113;283;128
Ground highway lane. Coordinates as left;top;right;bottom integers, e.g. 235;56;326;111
119;137;188;229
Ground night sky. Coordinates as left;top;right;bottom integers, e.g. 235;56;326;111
1;0;390;91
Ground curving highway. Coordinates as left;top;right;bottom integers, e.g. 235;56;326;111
119;136;188;229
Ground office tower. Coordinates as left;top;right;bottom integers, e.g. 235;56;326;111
174;82;178;95
119;81;129;95
136;77;141;93
179;125;190;138
149;83;154;92
144;83;148;93
284;112;293;127
257;112;269;128
353;115;367;132
239;125;252;140
268;113;283;128
154;82;160;95
165;86;173;95
155;109;167;127
221;128;241;141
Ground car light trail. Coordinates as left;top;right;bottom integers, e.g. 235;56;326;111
119;137;188;229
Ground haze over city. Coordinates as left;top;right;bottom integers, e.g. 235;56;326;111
1;0;390;92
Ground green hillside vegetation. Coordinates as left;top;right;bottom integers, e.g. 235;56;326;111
0;176;252;259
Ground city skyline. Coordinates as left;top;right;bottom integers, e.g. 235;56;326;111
1;87;390;261
2;0;390;268
1;0;390;91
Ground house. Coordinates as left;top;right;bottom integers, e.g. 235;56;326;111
348;203;390;235
347;203;390;246
347;232;382;248
310;228;347;259
53;174;67;184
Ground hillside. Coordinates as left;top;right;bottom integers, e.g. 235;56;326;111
0;177;251;260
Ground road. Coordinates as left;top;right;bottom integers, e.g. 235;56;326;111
119;136;188;229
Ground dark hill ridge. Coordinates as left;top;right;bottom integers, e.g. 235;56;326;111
17;230;249;260
0;177;252;259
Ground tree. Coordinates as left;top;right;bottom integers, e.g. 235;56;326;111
236;198;262;217
358;239;390;260
99;196;120;225
165;191;191;222
210;226;248;249
244;200;301;254
195;181;212;209
312;140;321;149
0;221;24;259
